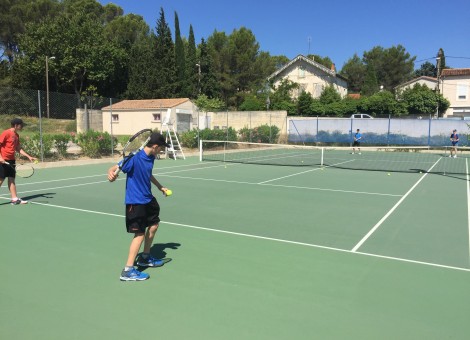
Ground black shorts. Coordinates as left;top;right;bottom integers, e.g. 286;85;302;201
353;141;360;147
125;197;160;234
0;160;16;180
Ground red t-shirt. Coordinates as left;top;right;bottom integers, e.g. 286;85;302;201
0;129;20;160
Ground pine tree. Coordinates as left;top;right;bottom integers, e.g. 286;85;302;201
174;11;185;96
153;7;176;98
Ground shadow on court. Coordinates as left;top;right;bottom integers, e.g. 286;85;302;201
0;192;56;205
136;242;181;271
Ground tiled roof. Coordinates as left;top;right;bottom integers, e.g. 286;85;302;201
440;68;470;77
102;98;191;110
347;93;361;99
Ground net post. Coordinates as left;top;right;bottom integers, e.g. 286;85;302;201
199;139;203;162
321;147;324;166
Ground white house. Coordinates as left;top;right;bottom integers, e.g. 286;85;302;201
394;76;438;95
267;54;348;99
101;98;197;135
440;68;470;117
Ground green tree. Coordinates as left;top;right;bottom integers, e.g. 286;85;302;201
174;11;186;97
152;7;176;98
297;90;313;115
270;79;298;115
413;61;437;78
125;35;154;99
400;83;449;115
197;38;219;98
185;25;198;98
195;94;225;112
306;54;333;69
361;64;379;96
13;11;126;97
339;54;365;93
360;90;405;116
319;85;341;104
363;45;415;91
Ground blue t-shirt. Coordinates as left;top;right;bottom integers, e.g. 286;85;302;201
355;133;362;141
121;150;156;204
451;133;459;145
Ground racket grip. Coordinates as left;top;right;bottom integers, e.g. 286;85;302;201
114;167;122;176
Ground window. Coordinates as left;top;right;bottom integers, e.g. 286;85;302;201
111;114;119;122
152;113;161;121
214;126;220;130
298;66;305;78
457;84;468;100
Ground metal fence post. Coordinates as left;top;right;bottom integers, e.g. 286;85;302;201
110;98;114;157
37;90;44;162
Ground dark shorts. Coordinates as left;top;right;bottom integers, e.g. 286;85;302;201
452;142;458;146
0;160;16;180
353;141;360;147
125;197;160;234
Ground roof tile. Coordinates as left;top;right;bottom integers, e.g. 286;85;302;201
103;98;190;110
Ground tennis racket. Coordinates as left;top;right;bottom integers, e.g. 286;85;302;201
4;161;35;178
114;129;153;175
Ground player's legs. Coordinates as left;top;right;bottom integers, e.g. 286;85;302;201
126;233;145;267
143;224;159;254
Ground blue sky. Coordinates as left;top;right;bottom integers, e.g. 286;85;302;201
99;0;470;70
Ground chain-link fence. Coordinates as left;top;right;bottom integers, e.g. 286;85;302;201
0;86;120;161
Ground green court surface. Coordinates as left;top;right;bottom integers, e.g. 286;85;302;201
1;155;470;339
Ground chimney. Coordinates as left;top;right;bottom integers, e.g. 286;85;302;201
331;63;336;72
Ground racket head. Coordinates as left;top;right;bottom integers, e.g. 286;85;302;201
15;163;35;178
121;129;153;156
115;129;153;175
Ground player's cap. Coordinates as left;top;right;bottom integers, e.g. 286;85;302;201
11;118;26;126
453;129;457;132
148;132;170;148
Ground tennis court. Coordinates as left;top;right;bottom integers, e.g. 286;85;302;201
1;146;470;339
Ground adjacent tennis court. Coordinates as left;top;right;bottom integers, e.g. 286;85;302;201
1;147;470;339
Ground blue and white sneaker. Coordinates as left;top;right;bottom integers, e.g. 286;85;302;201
136;254;164;267
120;267;149;281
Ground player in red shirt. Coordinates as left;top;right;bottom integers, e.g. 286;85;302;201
0;118;37;204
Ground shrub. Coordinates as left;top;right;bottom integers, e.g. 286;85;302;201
180;129;199;149
21;133;54;158
251;125;280;143
76;130;116;158
53;133;72;158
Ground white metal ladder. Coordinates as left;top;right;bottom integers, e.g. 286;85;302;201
164;124;185;160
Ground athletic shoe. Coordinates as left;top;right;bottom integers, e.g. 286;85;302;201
120;268;149;281
351;152;355;154
136;254;164;267
358;152;362;155
453;155;457;158
11;198;28;205
448;155;452;158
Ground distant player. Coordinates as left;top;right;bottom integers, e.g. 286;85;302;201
352;129;362;155
449;129;459;158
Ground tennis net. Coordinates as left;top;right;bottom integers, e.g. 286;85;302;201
200;140;470;175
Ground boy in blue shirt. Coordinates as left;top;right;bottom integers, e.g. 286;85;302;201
108;132;170;281
352;129;362;155
449;129;459;158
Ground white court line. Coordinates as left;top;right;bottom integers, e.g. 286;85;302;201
3;162;402;198
160;174;401;197
18;162;226;187
258;159;355;184
467;158;470;265
3;197;469;273
351;158;442;252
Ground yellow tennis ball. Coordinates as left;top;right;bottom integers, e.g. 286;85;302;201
165;189;172;196
34;160;39;164
387;173;391;176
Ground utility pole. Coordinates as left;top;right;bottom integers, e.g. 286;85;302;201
435;57;441;118
195;63;201;95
